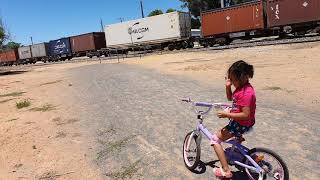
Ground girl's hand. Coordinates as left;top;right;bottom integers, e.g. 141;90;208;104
226;78;232;87
217;111;229;118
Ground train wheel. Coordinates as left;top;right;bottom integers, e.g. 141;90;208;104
168;44;175;51
175;43;182;50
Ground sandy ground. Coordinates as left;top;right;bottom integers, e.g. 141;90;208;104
125;42;320;112
0;62;103;179
0;41;319;179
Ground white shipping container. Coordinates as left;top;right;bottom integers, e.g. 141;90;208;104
104;11;191;48
18;46;32;59
31;43;48;58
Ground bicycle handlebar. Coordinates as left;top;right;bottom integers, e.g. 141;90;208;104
181;98;231;116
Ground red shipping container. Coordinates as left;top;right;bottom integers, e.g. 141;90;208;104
70;32;106;54
266;0;320;28
201;1;264;38
0;49;19;63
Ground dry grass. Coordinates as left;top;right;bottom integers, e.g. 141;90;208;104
105;159;142;179
40;80;62;86
16;99;31;109
0;98;15;104
0;91;25;98
29;104;56;112
263;86;282;91
6;118;19;122
97;136;135;160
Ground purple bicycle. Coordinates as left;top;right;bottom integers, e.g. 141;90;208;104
182;98;289;180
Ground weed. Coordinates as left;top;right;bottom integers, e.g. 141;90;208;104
30;104;56;112
16;99;31;109
105;159;142;179
0;91;25;98
97;136;135;160
40;80;62;86
6;118;19;122
98;127;117;136
263;86;282;91
55;132;67;138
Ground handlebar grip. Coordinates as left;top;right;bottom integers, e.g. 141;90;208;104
181;98;191;102
195;102;213;107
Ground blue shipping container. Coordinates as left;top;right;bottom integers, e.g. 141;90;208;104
48;37;72;57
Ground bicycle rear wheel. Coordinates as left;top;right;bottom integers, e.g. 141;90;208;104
244;147;289;180
183;131;201;171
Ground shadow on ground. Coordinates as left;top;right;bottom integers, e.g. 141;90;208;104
0;70;29;76
189;160;250;180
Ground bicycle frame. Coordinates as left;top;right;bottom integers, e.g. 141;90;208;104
183;99;264;174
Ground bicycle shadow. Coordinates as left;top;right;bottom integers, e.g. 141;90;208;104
190;160;250;180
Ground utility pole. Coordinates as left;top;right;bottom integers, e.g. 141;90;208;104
221;0;225;8
100;18;104;32
140;0;145;18
30;36;33;45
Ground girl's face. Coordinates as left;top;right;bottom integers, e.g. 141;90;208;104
229;74;241;88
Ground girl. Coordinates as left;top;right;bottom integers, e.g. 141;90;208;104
211;60;256;178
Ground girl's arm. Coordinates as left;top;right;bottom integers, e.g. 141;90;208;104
217;106;250;121
226;79;232;101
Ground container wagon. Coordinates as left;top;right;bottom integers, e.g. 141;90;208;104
104;11;193;51
48;37;72;61
0;49;19;66
17;46;35;64
70;32;106;58
31;43;49;63
200;0;265;46
266;0;320;35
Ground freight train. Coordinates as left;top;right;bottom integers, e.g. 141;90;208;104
1;0;319;66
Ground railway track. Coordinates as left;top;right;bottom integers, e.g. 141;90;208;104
1;34;320;72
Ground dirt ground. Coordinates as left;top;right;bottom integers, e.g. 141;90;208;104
125;42;320;112
0;42;319;179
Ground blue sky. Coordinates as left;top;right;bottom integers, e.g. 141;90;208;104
1;0;185;45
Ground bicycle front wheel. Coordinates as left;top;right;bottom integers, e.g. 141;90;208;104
244;147;289;180
183;131;201;171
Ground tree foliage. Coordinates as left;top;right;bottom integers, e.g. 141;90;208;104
6;41;20;49
148;9;164;17
0;17;10;50
166;8;177;13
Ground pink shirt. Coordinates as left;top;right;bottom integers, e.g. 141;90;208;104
230;83;256;126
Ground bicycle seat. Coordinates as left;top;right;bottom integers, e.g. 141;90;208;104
236;128;254;143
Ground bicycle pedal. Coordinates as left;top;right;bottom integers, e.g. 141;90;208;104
255;155;264;163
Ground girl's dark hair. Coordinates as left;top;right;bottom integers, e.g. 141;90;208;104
227;60;254;85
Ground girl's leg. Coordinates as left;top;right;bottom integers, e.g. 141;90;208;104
212;127;234;173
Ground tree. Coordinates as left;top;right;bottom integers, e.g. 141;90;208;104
6;41;20;49
0;17;10;50
166;8;176;13
148;9;163;17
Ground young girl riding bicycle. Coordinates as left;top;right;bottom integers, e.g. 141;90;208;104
211;60;256;178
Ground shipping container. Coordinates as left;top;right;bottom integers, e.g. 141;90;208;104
201;1;264;38
48;37;72;59
104;11;191;48
31;43;48;58
266;0;320;28
18;46;32;60
0;49;19;65
70;32;106;56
